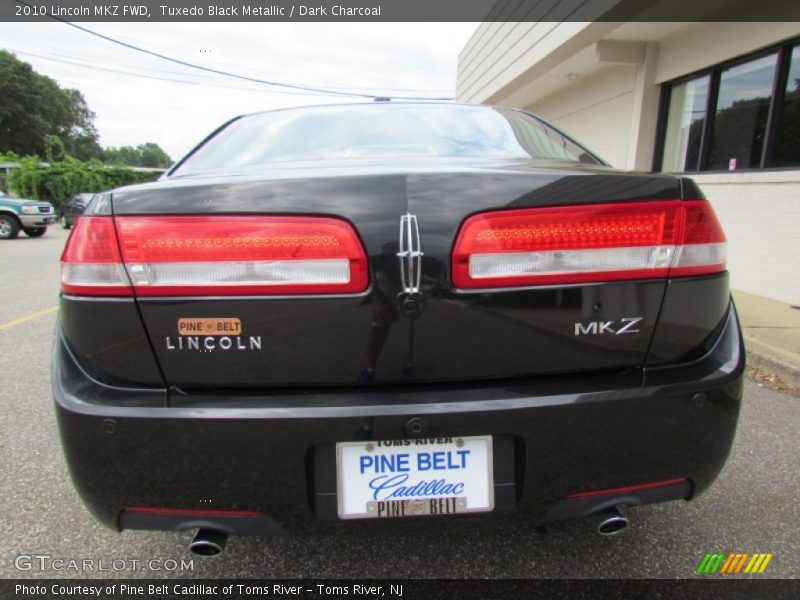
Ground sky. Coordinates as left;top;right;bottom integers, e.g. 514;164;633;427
0;22;478;160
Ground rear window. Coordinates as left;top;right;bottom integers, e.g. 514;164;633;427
172;104;600;175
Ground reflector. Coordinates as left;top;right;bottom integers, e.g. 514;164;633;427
566;477;689;499
125;506;265;517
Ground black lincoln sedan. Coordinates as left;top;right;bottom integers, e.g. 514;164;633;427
53;102;743;555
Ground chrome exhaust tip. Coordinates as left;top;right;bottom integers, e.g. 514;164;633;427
595;507;629;536
190;529;228;556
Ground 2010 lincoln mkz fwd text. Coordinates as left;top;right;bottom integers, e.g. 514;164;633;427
53;103;743;555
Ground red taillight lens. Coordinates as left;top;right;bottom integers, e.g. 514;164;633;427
115;216;368;296
451;200;726;289
61;215;368;297
670;201;727;277
61;217;132;296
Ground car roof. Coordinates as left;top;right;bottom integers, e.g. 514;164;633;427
240;101;501;120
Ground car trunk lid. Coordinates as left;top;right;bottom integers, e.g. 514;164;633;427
105;160;687;389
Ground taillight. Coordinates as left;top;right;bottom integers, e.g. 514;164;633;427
61;215;368;296
451;199;726;289
670;201;727;277
61;217;132;296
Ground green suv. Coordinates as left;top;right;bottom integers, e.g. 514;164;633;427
0;190;55;239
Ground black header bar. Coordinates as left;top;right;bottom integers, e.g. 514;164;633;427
2;578;799;600
4;0;800;22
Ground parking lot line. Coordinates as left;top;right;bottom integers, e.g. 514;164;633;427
0;305;58;331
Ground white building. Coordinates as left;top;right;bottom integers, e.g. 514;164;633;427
457;3;800;305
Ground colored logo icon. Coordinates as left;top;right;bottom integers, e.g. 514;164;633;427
696;553;773;574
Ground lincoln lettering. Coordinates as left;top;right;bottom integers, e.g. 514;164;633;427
164;336;262;351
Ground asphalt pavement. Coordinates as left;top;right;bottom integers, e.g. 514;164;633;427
0;226;797;579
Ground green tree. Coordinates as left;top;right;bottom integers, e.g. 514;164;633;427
9;155;160;209
0;50;102;160
44;135;66;163
103;142;172;168
137;142;172;168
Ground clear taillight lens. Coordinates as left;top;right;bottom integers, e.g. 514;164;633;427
61;215;368;296
452;200;726;289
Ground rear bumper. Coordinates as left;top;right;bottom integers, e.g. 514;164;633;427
53;303;744;535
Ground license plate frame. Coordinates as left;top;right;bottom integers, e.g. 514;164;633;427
336;435;494;520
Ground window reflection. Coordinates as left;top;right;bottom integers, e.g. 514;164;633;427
708;54;777;170
661;76;710;172
174;105;600;175
772;47;800;167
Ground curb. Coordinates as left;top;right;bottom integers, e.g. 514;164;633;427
744;336;800;390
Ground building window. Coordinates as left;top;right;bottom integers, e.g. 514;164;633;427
661;76;710;172
708;54;777;170
772;46;800;167
657;38;800;172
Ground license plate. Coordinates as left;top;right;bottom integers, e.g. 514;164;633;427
336;435;494;519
